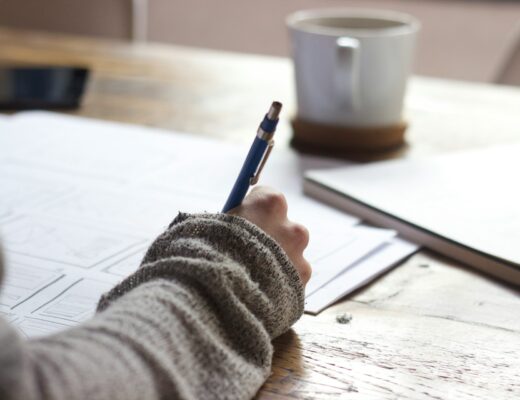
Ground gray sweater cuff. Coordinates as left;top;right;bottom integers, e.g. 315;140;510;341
98;212;305;339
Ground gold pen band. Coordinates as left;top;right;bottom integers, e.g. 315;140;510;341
256;127;275;141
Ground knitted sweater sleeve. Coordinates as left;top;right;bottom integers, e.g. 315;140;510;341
0;213;305;400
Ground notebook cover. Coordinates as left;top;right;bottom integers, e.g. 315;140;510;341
304;144;520;286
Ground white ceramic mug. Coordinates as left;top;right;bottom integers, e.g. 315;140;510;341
287;9;420;128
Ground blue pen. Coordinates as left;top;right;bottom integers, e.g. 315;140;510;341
222;101;282;212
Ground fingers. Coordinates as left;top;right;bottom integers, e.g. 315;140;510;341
245;187;309;251
246;186;288;218
278;222;311;285
294;256;312;285
227;185;312;285
286;222;310;253
227;186;287;222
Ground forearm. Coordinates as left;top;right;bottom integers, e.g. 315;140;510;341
1;213;304;400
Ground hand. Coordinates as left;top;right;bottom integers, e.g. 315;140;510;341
227;186;312;285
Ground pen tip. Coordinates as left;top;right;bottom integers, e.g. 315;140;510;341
267;101;282;120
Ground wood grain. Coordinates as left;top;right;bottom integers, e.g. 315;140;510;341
261;255;520;399
1;27;519;400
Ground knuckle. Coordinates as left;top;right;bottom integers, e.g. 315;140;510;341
258;191;287;215
289;223;310;249
300;261;312;283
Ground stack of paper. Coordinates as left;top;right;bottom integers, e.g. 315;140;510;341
0;112;418;338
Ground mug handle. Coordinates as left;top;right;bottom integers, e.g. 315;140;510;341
335;37;360;110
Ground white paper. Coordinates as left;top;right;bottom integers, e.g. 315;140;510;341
1;216;146;269
105;247;148;277
33;278;114;323
0;112;418;337
305;143;520;265
1;262;63;308
0;163;75;222
15;317;72;338
305;238;419;314
305;226;396;296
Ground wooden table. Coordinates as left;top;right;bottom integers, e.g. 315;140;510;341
1;28;519;399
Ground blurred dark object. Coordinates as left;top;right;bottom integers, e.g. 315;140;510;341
0;66;89;110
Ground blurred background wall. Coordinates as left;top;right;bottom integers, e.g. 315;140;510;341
0;0;519;84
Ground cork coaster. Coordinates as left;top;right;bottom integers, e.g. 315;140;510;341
291;118;408;159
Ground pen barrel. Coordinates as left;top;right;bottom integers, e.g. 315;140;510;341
222;136;269;212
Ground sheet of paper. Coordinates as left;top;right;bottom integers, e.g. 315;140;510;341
33;278;115;323
12;275;117;338
0;262;63;308
105;247;148;277
305;226;396;296
0;112;418;337
0;165;74;222
1;216;146;269
305;238;419;314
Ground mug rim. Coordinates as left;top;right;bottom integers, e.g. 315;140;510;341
286;8;421;38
